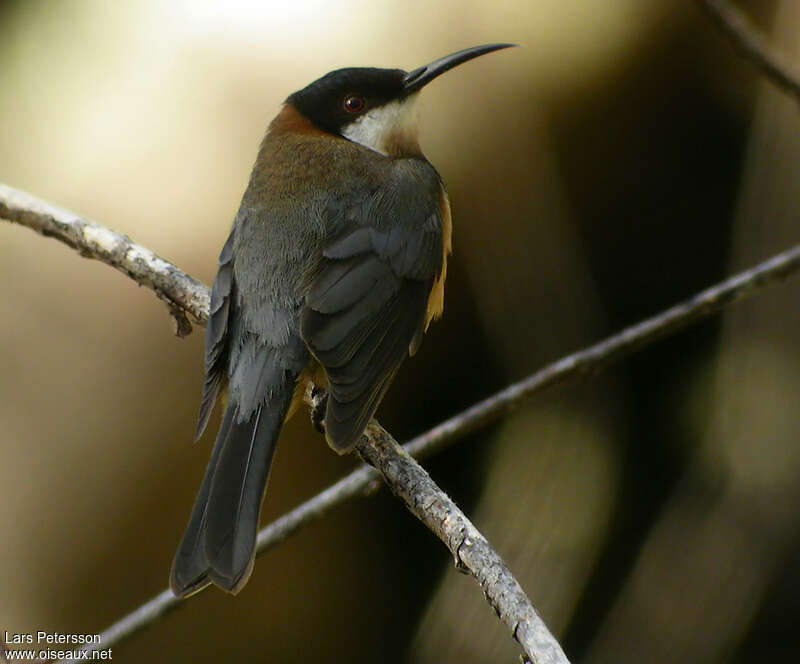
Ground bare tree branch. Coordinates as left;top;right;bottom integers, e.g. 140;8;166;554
3;184;800;662
308;388;569;664
0;184;209;337
696;0;800;102
361;423;566;664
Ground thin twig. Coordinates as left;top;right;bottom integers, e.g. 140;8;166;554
302;387;568;663
3;184;800;661
696;0;800;102
0;184;209;337
357;420;568;664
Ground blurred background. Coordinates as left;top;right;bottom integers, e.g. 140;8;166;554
1;0;798;662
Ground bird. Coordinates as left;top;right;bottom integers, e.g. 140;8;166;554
170;43;515;598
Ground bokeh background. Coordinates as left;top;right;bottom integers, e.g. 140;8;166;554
1;1;798;662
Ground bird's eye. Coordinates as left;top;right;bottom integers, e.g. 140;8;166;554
343;95;365;113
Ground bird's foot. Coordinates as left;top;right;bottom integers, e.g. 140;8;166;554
308;385;328;434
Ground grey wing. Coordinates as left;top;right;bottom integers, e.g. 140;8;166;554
195;230;236;440
300;170;446;452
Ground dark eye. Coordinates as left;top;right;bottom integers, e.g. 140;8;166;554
343;95;365;113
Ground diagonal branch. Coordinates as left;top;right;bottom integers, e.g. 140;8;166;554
0;184;209;337
2;184;800;661
310;389;569;664
696;0;800;102
359;422;566;664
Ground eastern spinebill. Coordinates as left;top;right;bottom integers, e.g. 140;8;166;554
171;44;515;597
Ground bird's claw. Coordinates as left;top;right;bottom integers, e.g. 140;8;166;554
309;385;328;434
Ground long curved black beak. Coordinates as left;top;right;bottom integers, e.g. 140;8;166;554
403;43;516;94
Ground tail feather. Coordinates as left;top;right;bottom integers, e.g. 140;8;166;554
204;402;283;593
170;394;288;597
170;405;236;597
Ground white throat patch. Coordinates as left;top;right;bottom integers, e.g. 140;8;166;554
341;94;420;156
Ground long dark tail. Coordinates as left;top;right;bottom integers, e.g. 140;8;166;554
170;394;290;597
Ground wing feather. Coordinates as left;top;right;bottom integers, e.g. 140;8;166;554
300;168;446;452
196;231;236;440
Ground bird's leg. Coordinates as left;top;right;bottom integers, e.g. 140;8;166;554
305;382;329;434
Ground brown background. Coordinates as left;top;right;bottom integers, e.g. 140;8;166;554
1;1;798;662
